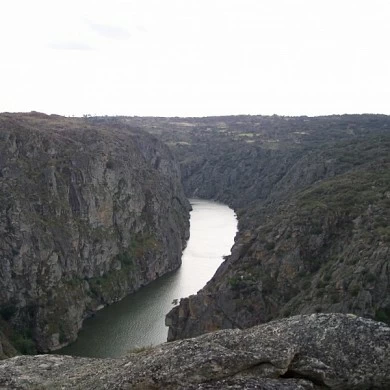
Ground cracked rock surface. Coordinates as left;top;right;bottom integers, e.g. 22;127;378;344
0;313;389;389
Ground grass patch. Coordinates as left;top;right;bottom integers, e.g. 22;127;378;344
128;344;154;354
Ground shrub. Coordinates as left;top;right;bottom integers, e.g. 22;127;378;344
128;345;153;354
323;272;332;282
350;285;360;297
301;280;311;290
228;276;242;290
375;308;390;324
365;272;377;284
265;241;275;251
0;304;17;321
12;332;36;355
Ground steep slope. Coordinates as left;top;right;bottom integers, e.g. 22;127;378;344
0;112;190;352
167;159;390;339
106;114;390;340
1;314;389;389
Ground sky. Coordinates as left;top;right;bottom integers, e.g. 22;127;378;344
0;0;389;117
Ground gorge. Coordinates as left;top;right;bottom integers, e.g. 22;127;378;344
1;113;390;389
58;199;237;357
123;114;390;340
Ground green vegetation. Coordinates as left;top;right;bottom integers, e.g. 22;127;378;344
264;241;275;251
350;285;361;297
0;304;17;321
11;330;36;355
376;226;390;243
116;251;134;267
89;233;159;297
365;272;377;284
128;344;154;354
298;166;390;219
375;308;390;324
228;275;243;290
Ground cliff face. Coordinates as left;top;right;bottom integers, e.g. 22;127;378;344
0;113;190;352
166;162;390;340
112;114;390;340
165;116;390;340
1;314;389;389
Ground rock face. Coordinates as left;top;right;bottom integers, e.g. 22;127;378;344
0;113;190;352
112;115;390;340
0;314;389;389
0;330;17;360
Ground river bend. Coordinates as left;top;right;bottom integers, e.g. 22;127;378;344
59;198;237;357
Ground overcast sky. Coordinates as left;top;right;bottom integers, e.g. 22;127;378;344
0;0;389;117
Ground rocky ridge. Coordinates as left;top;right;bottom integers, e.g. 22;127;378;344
0;112;190;353
0;314;389;389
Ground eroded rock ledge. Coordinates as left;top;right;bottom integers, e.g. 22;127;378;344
0;314;389;389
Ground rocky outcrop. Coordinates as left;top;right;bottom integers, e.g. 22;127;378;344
0;113;190;352
0;314;389;389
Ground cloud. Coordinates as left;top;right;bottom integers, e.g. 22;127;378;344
48;41;95;51
136;25;148;33
87;21;131;40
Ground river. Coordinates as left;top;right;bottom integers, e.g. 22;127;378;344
59;198;237;358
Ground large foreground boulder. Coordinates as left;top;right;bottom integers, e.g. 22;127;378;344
0;313;389;389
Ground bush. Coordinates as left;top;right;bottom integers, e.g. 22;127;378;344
350;285;360;297
323;272;332;282
365;272;377;284
12;332;36;355
117;251;133;266
375;308;390;324
301;280;311;290
0;304;17;321
265;241;275;251
228;276;242;290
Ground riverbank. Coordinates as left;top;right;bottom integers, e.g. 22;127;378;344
59;199;237;357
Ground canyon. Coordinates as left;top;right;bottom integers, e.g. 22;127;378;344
0;113;390;388
120;115;389;340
